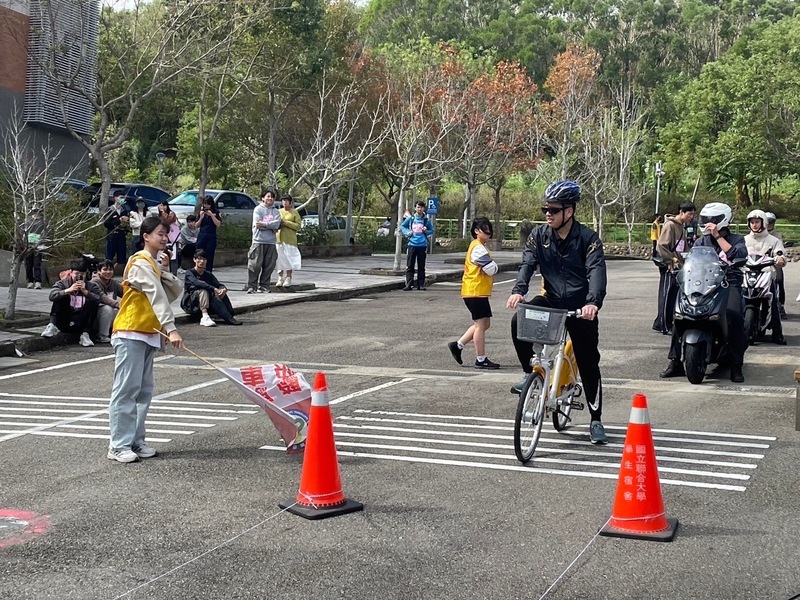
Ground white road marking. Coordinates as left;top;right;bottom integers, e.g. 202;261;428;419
0;355;115;381
330;378;414;405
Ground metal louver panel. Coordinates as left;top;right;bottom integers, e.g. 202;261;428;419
23;0;99;135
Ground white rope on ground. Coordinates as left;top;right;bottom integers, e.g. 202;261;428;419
538;518;610;600
109;502;299;600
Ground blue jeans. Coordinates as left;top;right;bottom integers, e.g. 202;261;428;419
108;337;158;451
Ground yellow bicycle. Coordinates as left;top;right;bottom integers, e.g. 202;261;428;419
513;304;584;463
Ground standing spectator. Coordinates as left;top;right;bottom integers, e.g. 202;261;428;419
179;215;199;272
41;261;99;347
276;194;302;287
765;212;786;317
246;188;282;294
88;259;124;343
181;250;241;326
654;202;696;335
25;208;46;289
195;195;222;271
447;217;500;370
107;216;183;463
649;214;662;256
401;200;434;290
103;191;130;267
157;201;180;275
128;197;148;255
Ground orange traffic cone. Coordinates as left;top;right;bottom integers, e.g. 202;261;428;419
599;393;678;542
279;372;363;520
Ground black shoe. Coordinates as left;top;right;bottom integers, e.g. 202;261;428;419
780;305;787;318
660;360;684;378
225;318;243;326
730;365;744;383
447;341;463;365
418;286;427;291
475;358;500;369
403;285;413;291
772;335;787;346
510;376;528;395
663;329;673;336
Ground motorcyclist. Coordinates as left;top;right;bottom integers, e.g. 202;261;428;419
660;202;749;383
744;210;786;345
506;181;609;445
765;212;786;317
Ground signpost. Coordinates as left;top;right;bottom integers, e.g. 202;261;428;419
427;197;439;253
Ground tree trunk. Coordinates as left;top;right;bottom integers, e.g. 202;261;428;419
96;153;112;214
5;257;23;321
393;186;407;270
493;185;502;242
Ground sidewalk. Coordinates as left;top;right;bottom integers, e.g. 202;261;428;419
0;251;523;354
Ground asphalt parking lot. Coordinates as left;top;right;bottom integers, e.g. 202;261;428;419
1;260;799;600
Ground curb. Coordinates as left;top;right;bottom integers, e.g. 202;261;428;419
10;261;521;356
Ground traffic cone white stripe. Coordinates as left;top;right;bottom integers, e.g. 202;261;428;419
629;406;650;424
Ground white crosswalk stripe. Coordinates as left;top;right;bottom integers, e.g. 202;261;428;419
261;407;775;493
0;383;258;444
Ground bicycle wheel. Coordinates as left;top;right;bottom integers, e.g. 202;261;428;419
514;373;546;463
552;387;573;431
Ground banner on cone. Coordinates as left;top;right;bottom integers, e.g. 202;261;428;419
220;364;311;453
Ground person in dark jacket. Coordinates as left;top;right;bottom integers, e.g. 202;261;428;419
506;180;609;445
103;190;130;266
180;250;241;326
660;202;749;382
40;261;100;346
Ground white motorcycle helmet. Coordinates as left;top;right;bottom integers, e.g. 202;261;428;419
746;209;768;233
699;202;733;231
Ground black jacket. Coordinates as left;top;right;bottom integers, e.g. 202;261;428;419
512;221;607;310
180;269;224;314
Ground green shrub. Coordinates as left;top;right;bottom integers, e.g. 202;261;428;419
297;223;331;246
217;223;251;250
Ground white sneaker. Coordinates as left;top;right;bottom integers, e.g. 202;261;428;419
132;443;157;459
79;332;94;347
276;274;286;287
107;448;139;463
98;335;112;343
284;277;292;287
200;315;216;327
34;282;42;290
41;323;59;338
26;282;34;289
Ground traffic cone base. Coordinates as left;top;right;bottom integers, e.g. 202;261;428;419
599;517;678;542
279;498;363;521
599;393;678;542
280;372;363;520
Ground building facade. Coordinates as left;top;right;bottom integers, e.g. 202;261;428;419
0;0;98;177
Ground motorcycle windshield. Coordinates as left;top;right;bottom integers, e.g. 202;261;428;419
678;246;725;298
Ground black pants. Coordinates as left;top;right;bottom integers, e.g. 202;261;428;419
776;268;785;305
50;296;98;335
669;285;748;366
25;252;43;283
653;267;677;333
770;280;783;338
406;245;427;288
511;296;603;421
106;232;127;264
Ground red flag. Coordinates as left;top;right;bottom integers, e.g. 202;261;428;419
219;364;311;453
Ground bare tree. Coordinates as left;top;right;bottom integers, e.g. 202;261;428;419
0;112;98;320
29;0;248;211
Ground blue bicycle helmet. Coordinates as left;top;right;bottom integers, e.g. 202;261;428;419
544;181;581;206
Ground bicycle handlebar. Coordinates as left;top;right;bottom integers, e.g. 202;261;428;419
567;309;582;319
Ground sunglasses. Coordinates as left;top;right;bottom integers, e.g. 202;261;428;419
540;206;565;216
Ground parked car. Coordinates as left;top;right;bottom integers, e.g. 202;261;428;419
300;214;348;243
168;189;258;226
50;178;89;201
82;182;171;214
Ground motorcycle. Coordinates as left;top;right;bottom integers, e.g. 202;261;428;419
741;252;778;343
673;246;746;384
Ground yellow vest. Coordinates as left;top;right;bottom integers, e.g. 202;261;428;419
461;239;494;298
112;253;163;335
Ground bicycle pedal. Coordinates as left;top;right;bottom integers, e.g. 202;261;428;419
572;384;583;398
570;401;585;411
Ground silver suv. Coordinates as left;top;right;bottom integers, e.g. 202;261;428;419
168;189;257;226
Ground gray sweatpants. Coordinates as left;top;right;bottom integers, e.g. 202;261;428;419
96;304;118;339
108;337;158;451
247;243;277;290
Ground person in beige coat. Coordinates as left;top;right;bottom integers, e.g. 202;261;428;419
654;202;696;335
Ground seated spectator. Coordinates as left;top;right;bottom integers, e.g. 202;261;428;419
180;250;241;327
41;261;99;346
179;215;199;271
88;259;124;343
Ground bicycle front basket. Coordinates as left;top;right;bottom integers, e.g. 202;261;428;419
515;304;568;345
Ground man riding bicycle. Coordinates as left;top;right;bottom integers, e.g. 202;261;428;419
506;181;609;445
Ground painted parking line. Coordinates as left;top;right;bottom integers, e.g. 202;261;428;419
0;379;246;444
260;407;773;493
